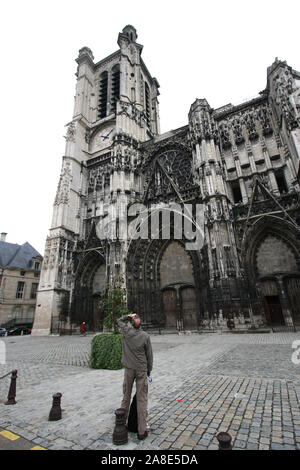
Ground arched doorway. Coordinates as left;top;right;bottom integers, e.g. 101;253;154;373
71;250;106;331
160;242;199;330
126;235;204;329
255;234;298;326
260;279;284;325
243;217;300;327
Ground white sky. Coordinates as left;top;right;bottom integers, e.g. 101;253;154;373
1;0;299;254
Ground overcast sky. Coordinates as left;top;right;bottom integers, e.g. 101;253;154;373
1;0;299;254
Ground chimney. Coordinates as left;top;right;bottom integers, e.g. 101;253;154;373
1;233;7;242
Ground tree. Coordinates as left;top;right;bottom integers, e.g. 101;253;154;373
99;275;132;333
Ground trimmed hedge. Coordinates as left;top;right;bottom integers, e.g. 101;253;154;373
90;333;123;370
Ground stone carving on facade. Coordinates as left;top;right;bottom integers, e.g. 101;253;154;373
64;122;76;142
282;95;299;130
211;119;220;145
139;71;144;105
215;162;223;176
245;111;258;140
258;105;273;136
231;115;245;145
272;66;299;131
189;109;215;143
218;121;232;150
189;121;200;146
118;100;131;119
54;161;73;205
117;100;145;128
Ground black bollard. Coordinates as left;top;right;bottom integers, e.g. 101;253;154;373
216;431;232;450
112;408;128;445
5;370;17;405
48;393;62;421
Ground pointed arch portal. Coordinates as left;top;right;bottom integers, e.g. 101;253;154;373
70;223;107;331
242;215;300;326
126;238;205;330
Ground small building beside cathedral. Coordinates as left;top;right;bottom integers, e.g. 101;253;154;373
0;233;43;328
32;25;300;335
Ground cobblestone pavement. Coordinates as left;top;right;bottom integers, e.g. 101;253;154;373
0;331;300;450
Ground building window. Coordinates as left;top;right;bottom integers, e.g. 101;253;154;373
16;281;25;299
20;271;25;276
231;181;243;203
145;82;151;128
30;283;38;299
111;65;120;114
98;71;108;119
275;171;288;194
34;272;39;278
34;261;40;270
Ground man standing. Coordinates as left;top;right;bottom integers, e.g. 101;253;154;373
117;313;153;440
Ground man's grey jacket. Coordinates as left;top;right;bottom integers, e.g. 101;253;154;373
117;315;153;373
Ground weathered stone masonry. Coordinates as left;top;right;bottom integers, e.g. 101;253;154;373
32;26;300;335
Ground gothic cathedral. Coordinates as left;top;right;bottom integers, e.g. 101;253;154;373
32;25;300;335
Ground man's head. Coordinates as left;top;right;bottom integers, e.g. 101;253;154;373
131;313;141;329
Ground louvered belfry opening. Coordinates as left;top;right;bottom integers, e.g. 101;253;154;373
98;71;108;119
145;82;151;128
111;66;120;114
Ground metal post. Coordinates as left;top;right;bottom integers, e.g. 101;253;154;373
216;431;232;450
5;369;17;405
48;393;62;421
112;408;128;445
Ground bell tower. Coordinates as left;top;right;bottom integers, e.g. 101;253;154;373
32;26;160;335
116;24;160;138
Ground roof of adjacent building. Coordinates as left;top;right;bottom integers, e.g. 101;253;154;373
0;241;42;270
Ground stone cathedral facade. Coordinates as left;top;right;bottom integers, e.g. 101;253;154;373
32;25;300;335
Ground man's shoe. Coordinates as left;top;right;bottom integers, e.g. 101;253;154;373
137;431;148;440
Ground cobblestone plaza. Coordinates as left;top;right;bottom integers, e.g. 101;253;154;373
1;332;300;450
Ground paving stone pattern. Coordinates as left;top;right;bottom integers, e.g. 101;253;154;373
0;332;300;450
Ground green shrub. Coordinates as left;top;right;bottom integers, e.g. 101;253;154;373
90;333;123;370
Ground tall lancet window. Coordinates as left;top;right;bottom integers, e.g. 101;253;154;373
111;65;120;114
98;71;108;119
145;82;151;128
